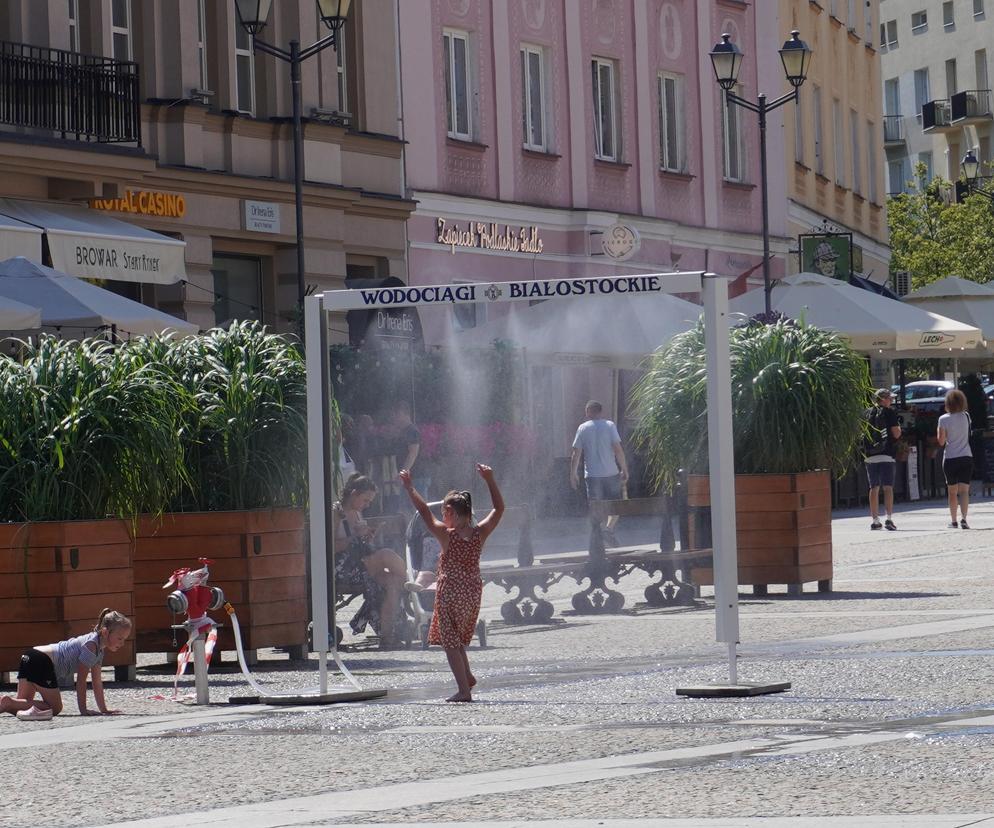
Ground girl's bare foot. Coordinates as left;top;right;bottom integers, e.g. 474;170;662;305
445;692;473;702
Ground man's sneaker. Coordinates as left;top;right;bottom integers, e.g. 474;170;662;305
948;521;959;529
870;521;882;530
884;519;897;531
961;519;970;529
16;706;52;722
603;529;619;547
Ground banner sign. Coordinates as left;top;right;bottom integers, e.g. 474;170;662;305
322;271;704;312
799;232;854;279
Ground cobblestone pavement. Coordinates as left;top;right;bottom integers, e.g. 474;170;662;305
4;499;994;828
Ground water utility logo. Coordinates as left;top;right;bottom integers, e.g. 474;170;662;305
918;332;956;347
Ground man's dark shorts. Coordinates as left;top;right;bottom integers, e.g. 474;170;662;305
865;460;896;488
943;456;973;486
585;474;622;501
17;648;58;689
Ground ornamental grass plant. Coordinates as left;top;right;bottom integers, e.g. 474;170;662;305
0;321;308;523
631;316;873;492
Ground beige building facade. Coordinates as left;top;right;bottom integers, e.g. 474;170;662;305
0;0;412;335
880;0;994;193
779;0;891;283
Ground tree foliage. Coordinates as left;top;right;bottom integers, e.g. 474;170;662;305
888;163;994;289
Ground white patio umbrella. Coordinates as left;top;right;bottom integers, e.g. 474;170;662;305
729;272;985;359
903;276;994;349
0;294;42;330
443;289;702;368
0;256;197;337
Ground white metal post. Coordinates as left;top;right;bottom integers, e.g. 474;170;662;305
702;273;740;684
192;636;209;704
304;293;330;695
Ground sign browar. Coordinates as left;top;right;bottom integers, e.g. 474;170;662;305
321;272;704;313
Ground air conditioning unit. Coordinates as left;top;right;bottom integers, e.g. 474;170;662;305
893;272;911;296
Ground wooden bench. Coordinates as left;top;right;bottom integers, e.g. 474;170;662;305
480;497;712;624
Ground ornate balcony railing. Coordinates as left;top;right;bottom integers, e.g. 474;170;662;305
0;40;140;145
951;89;993;122
922;99;953;132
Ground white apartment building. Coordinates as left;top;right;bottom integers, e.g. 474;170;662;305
880;0;994;193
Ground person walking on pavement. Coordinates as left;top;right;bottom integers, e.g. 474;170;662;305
938;388;974;529
570;400;629;546
863;388;902;530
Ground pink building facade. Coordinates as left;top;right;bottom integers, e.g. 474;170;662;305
396;0;801;465
398;0;788;318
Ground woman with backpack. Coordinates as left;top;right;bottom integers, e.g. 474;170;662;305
863;388;902;530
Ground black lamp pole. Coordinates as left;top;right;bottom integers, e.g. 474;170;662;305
235;0;351;323
710;31;812;317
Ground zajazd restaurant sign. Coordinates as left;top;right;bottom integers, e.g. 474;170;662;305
436;218;544;254
90;190;186;218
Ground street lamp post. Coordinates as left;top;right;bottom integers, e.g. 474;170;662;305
961;151;994;202
234;0;352;321
709;31;813;316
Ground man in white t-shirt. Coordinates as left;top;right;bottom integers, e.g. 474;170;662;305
570;400;629;545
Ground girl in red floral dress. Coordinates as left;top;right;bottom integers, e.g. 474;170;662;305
400;463;504;702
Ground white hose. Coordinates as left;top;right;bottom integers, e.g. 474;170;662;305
223;603;361;698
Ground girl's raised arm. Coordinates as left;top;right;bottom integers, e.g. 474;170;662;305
475;464;505;540
400;469;448;545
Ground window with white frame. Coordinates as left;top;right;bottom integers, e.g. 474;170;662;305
913;68;930;118
919;150;934;181
888;157;909;194
443;29;472;140
867;121;878;202
833;98;845;186
336;23;348;113
943;1;955;27
722;86;746;182
850;109;861;194
196;0;209;92
977;49;989;92
794;86;804;165
880;19;898;48
234;22;256;114
591;57;618;161
68;0;80;52
946;58;958;96
658;72;685;172
911;10;927;32
848;0;856;29
976;0;985;18
521;44;547;151
813;84;824;175
830;0;839;17
111;0;132;61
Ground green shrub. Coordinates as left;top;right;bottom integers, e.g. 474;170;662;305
631;317;873;491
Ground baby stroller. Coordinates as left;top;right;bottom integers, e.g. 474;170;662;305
405;503;487;649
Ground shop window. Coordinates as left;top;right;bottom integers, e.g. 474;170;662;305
212;255;263;325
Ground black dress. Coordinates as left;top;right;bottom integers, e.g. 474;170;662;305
334;506;386;636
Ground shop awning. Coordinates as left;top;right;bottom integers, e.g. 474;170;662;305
0;199;186;285
0;213;43;261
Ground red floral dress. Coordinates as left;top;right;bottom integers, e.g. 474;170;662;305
428;526;483;648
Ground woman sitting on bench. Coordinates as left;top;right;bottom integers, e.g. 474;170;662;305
334;474;419;648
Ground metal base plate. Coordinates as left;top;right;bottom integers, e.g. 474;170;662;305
676;681;791;698
228;688;387;705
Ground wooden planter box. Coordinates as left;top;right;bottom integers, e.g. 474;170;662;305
0;519;136;680
686;470;833;593
131;508;307;657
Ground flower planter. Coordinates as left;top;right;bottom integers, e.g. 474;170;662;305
131;508;307;658
0;519;136;680
686;470;833;593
